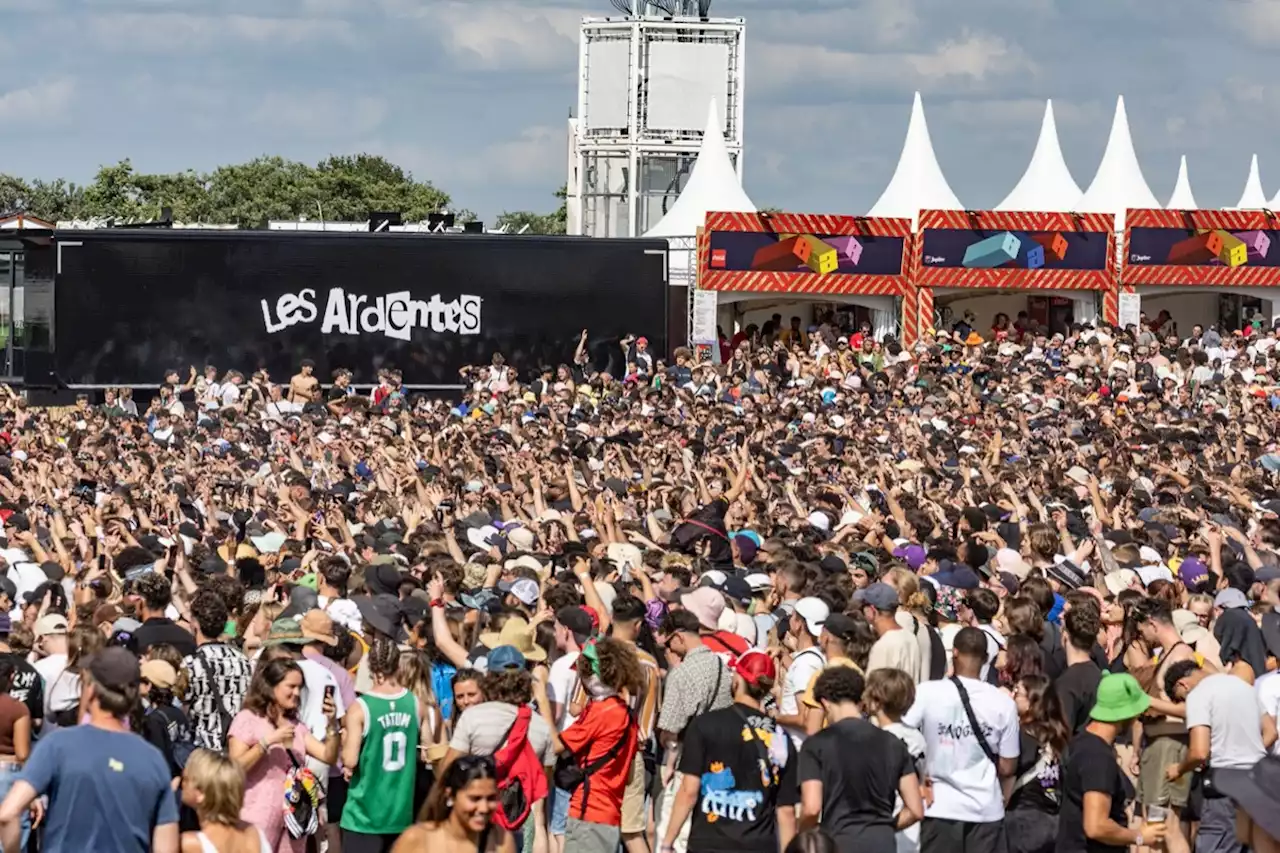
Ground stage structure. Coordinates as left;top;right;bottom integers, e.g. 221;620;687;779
1120;208;1280;335
909;210;1117;346
694;211;914;355
570;0;745;238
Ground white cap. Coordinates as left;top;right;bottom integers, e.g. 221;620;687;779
793;597;830;638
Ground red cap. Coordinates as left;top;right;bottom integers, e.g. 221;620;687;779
636;336;648;346
729;649;776;686
580;605;600;632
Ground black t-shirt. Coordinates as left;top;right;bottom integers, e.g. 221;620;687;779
677;702;799;853
1056;661;1103;735
1057;731;1133;853
134;618;197;658
797;718;915;853
1008;730;1061;815
143;702;192;779
2;654;42;726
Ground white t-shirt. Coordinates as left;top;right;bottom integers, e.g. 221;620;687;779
296;657;346;741
1184;673;1265;770
1256;672;1280;756
220;384;241;406
902;676;1020;823
781;647;826;745
547;652;581;730
34;653;68;732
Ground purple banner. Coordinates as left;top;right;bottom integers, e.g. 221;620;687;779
707;231;904;276
1127;227;1280;268
920;229;1108;271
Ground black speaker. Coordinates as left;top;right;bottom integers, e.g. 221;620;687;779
463;221;484;234
23;351;55;388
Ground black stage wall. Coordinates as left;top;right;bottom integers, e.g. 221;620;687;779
49;231;671;387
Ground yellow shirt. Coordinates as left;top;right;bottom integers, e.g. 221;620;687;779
801;657;862;709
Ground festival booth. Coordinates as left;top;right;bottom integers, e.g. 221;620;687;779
909;210;1118;344
694;211;915;355
1120;207;1280;334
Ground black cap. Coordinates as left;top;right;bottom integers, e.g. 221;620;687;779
88;647;141;691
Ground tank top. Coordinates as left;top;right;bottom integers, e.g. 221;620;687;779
340;689;421;835
196;827;271;853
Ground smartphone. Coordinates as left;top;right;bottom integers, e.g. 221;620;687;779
323;685;335;703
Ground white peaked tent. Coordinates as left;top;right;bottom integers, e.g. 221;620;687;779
868;92;962;225
996;100;1082;212
1165;156;1197;209
1079;96;1159;231
1231;155;1268;209
645;99;755;239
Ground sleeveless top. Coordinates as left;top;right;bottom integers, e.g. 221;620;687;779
341;689;421;835
196;827;271;853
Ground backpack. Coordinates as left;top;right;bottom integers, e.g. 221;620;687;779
492;706;549;831
147;705;197;775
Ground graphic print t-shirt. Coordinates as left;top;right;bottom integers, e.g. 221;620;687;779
902;676;1020;823
677;703;799;853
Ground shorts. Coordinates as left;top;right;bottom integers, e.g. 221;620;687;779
550;787;571;836
565;817;621;853
1139;735;1191;808
920;817;1007;853
620;750;647;835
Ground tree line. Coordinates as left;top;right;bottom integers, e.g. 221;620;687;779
0;154;567;234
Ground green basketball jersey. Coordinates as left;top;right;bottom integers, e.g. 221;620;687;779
340;690;421;835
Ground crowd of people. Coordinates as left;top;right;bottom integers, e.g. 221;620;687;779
0;309;1278;853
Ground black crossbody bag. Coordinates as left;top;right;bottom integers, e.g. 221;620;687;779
950;676;998;764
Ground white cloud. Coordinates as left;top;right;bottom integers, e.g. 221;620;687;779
250;92;388;136
461;125;565;185
417;1;581;71
88;12;357;52
1226;0;1280;46
751;31;1036;95
0;79;75;123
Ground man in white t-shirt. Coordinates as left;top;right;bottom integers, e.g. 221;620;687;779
777;597;828;746
32;615;70;733
903;627;1019;853
1256;670;1280;756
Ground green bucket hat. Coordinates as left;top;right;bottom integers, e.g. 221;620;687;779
1090;673;1150;723
263;617;307;646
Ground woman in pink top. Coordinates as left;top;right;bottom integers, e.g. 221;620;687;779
227;658;339;853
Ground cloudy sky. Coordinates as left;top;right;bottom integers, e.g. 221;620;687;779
1;0;1277;222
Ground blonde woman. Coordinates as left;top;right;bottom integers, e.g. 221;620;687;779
883;567;935;680
180;748;270;853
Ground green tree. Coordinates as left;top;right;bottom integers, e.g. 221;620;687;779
494;184;567;235
2;154;463;228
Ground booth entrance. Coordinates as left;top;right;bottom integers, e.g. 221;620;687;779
931;289;1094;338
1127;287;1276;338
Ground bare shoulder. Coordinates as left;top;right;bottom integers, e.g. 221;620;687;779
391;823;434;852
179;832;204;853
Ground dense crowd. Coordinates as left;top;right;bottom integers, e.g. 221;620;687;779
0;309;1278;853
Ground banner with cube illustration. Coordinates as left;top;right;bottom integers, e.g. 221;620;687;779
1118;209;1280;333
909;210;1118;342
1122;209;1280;286
697;211;916;344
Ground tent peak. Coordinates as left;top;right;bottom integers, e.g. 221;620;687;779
996;99;1082;212
867;91;962;226
1079;94;1159;231
643;97;754;238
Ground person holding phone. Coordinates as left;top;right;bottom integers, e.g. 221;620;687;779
228;657;339;853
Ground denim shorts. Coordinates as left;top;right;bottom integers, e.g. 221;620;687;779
0;764;28;851
550;786;571;836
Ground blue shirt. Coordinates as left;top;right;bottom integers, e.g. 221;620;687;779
22;725;178;853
